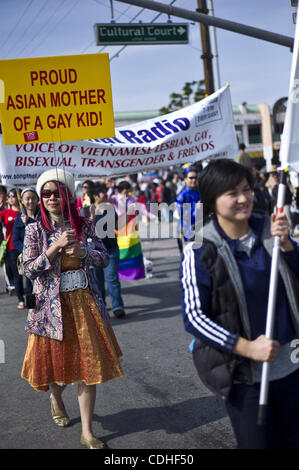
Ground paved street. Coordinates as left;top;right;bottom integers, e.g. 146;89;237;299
0;236;236;450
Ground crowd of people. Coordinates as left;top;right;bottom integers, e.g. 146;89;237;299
0;155;299;449
2;160;297;311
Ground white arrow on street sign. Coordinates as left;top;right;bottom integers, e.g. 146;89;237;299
177;26;187;35
94;23;189;45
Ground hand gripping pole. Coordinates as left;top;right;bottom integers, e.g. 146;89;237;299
257;170;287;425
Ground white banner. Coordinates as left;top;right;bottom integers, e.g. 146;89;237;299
279;6;299;173
0;85;238;185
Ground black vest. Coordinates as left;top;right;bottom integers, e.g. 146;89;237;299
192;240;253;398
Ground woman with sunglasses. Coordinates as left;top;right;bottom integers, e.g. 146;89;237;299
21;169;123;449
181;159;299;449
176;166;200;253
0;188;24;309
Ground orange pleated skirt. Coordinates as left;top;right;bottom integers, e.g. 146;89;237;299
21;286;123;391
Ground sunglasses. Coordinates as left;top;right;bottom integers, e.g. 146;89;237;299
187;176;197;180
41;189;61;199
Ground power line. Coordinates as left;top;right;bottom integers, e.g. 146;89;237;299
188;44;203;53
82;0;147;56
28;0;82;56
15;0;52;58
99;5;147;59
4;0;49;58
0;0;35;55
83;0;179;59
109;0;178;62
16;0;66;58
92;0;133;20
81;40;96;54
81;2;132;53
25;0;69;57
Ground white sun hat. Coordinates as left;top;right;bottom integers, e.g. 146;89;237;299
36;169;75;197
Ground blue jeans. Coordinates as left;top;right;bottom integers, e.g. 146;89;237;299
93;248;124;312
7;249;24;302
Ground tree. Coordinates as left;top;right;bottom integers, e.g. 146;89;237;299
159;79;206;115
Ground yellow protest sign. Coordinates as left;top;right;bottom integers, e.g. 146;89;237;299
0;53;115;145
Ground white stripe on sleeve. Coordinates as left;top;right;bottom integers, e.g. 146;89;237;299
182;243;235;348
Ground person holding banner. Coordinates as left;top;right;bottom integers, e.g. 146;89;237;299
21;169;123;449
13;187;40;296
0;188;24;309
181;159;299;449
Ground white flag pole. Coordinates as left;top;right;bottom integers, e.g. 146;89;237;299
258;4;299;425
257;171;287;425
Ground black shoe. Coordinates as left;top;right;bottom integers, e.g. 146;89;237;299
113;309;126;318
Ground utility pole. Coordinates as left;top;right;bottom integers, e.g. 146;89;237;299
197;0;215;95
207;0;221;90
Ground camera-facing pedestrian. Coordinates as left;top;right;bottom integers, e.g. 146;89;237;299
181;159;299;449
21;169;123;449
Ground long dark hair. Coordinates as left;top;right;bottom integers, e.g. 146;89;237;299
40;183;83;238
82;180;95;204
198;159;254;224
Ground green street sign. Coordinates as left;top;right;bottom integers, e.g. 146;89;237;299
94;23;189;45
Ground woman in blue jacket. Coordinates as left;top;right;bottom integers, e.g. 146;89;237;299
13;187;40;300
180;159;299;449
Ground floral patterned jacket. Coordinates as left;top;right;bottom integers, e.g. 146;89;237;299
23;219;110;341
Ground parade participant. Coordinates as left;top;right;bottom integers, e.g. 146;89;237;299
21;169;123;449
172;171;184;195
91;183;126;319
146;181;158;205
0;188;23;308
76;179;95;217
181;159;299;449
13;187;40;296
265;165;279;197
154;178;163;204
109;181;155;281
251;165;272;216
105;176;116;199
0;185;14;295
238;143;253;168
176;166;201;253
0;185;7;246
0;185;7;212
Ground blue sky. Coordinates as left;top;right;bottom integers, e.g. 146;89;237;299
0;0;296;113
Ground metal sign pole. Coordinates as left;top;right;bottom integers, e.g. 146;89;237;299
115;0;293;48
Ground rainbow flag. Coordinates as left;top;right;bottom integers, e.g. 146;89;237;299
116;213;145;280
